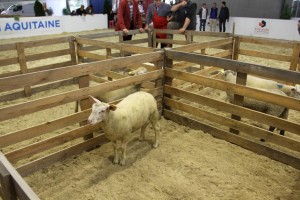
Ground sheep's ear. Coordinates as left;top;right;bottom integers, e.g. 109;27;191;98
109;104;117;111
89;95;101;104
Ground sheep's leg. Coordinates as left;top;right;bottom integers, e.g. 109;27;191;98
139;122;149;141
119;136;130;166
149;113;160;148
112;141;119;164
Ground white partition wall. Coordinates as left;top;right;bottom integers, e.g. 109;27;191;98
198;17;300;41
0;14;108;39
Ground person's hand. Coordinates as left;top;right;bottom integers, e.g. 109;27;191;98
123;28;129;34
144;25;149;31
139;28;144;33
179;27;186;33
181;1;187;7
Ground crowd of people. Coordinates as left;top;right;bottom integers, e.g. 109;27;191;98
71;4;94;16
114;0;230;48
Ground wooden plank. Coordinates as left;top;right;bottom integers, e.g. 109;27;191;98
89;74;109;83
290;43;300;71
164;85;300;135
0;78;76;102
191;30;232;37
0;109;91;148
165;69;300;111
78;31;120;39
240;36;294;48
25;49;70;62
0;61;73;78
16;42;31;97
23;37;68;48
0;163;17;200
0;57;19;67
121;38;148;44
0;43;16;52
0;70;163;122
164;110;300;170
0;51;164;92
239;49;291;62
164;98;300;152
209;49;232;58
76;37;155;54
17;135;108;177
173;37;233;52
165;50;300;84
78;50;107;61
0;153;40;200
6;123;102;163
156;38;188;45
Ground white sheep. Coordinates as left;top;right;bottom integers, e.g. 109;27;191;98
224;70;300;99
224;70;289;135
88;91;160;165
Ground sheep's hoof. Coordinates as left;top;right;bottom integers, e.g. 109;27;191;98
119;159;126;166
153;142;159;148
113;157;119;164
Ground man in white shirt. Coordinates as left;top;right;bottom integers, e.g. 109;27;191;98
112;0;120;24
198;3;208;31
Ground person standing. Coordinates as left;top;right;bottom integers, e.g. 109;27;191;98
219;1;229;32
209;2;218;32
167;0;197;44
144;0;172;48
115;0;144;41
198;3;208;31
76;5;87;16
86;4;94;15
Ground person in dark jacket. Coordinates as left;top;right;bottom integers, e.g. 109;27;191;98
219;1;229;32
166;0;197;46
198;3;208;31
76;5;87;16
115;0;144;41
209;2;218;32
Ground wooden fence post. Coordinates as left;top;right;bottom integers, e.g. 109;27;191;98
163;48;173;115
186;31;192;44
147;30;152;48
0;163;17;200
16;43;31;97
290;42;300;71
232;36;240;60
152;29;157;48
200;49;206;70
118;31;125;57
78;75;93;140
68;36;77;65
106;48;112;59
230;72;247;135
76;43;84;64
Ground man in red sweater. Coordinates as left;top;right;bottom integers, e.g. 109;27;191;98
115;0;144;41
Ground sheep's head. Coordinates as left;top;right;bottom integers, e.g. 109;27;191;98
87;96;117;125
128;67;148;76
224;70;237;83
290;86;300;99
